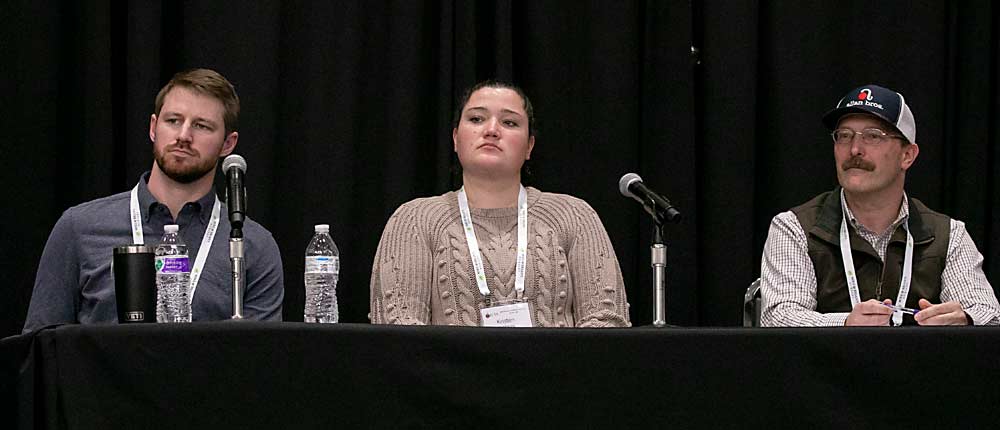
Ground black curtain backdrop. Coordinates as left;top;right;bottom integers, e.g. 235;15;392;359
1;1;998;336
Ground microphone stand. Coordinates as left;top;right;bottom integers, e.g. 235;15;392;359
642;196;668;327
651;223;667;327
223;154;249;321
230;226;245;320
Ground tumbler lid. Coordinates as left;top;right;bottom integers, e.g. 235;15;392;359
114;245;155;254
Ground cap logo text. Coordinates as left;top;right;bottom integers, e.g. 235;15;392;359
845;88;883;110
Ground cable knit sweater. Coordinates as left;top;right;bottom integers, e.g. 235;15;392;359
369;187;630;327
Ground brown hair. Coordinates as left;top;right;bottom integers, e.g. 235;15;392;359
154;69;240;134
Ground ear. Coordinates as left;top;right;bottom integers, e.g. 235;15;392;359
525;135;536;160
220;131;239;157
149;114;157;142
900;142;919;170
452;128;459;153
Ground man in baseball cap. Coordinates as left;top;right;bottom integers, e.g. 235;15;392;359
758;84;999;327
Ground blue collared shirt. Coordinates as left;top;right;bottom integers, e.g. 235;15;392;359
23;172;284;332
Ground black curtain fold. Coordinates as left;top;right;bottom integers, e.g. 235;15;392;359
2;0;998;336
698;0;760;325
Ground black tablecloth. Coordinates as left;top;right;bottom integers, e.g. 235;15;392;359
4;323;1000;429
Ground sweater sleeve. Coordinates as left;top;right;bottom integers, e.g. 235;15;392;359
369;201;434;325
566;200;631;327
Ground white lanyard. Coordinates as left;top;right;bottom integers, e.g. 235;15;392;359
839;216;914;326
130;183;221;300
457;185;528;300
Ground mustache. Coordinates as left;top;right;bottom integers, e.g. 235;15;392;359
842;157;874;171
165;143;197;155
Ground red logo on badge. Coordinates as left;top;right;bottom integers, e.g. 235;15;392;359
857;89;873;101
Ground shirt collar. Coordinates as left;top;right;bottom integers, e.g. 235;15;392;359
839;188;909;235
136;171;218;224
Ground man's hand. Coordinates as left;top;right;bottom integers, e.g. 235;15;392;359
845;299;893;326
914;299;969;326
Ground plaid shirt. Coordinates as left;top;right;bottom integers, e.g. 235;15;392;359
760;191;1000;326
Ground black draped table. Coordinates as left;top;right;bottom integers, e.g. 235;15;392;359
4;323;1000;429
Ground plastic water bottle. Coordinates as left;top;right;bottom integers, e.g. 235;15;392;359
304;224;339;323
155;224;191;323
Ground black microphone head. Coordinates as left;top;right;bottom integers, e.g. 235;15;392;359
222;154;247;173
618;173;642;198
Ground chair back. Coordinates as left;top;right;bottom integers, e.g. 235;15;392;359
743;278;762;327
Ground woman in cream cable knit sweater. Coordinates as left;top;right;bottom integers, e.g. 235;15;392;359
369;81;630;327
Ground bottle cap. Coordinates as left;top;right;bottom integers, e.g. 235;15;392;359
315;224;330;233
164;224;179;233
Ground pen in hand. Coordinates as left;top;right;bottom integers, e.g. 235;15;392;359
882;303;919;315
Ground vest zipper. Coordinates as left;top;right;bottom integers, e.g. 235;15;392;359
876;260;885;300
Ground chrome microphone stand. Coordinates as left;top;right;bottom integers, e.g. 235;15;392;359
230;227;245;320
651;223;667;327
639;196;678;328
617;173;680;327
223;154;249;320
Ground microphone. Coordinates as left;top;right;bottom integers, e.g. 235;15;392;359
222;155;247;233
618;173;681;224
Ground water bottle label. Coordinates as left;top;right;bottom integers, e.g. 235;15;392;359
156;255;191;274
305;256;340;274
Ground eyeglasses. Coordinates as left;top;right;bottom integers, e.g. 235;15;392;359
831;128;905;146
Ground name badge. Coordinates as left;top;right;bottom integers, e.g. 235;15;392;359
480;302;533;327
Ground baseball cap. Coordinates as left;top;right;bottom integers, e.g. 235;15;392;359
822;84;916;144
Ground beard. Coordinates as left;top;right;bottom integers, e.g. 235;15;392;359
153;145;218;184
